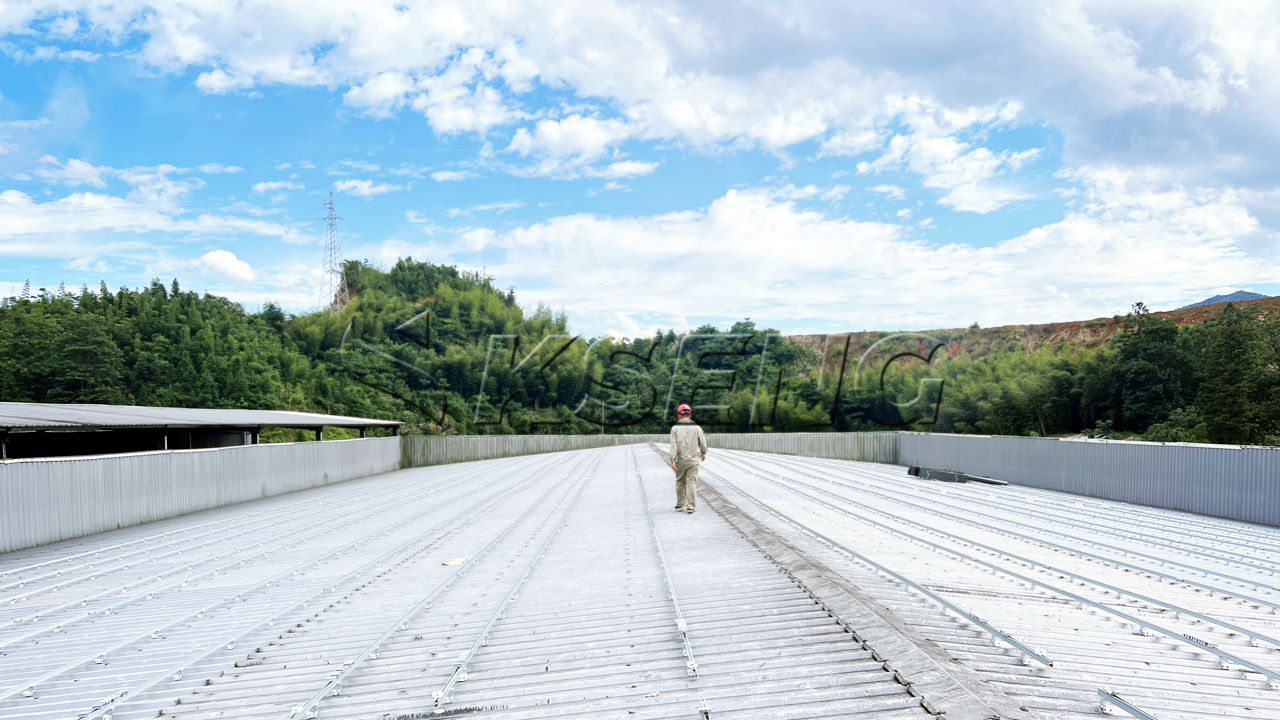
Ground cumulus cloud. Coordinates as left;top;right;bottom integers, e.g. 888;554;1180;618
333;178;404;197
452;176;1278;334
871;185;906;200
200;249;256;283
855;97;1041;213
7;1;1280;198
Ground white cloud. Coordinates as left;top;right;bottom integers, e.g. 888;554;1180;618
333;178;404;197
199;249;256;283
198;163;243;174
0;43;100;64
896;208;912;219
449;176;1278;334
252;181;304;193
594;160;659;179
10;0;1280;198
447;200;526;217
871;184;906;201
820;185;851;201
35;155;105;187
0;189;305;264
339;160;380;172
855;97;1040;213
431;170;477;182
505;115;643;178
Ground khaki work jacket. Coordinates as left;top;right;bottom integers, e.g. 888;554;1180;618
669;419;707;464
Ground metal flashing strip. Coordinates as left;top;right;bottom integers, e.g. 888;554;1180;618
703;466;1053;669
715;457;1280;688
632;448;700;678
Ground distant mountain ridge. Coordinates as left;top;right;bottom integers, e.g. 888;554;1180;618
788;293;1280;367
1179;291;1268;309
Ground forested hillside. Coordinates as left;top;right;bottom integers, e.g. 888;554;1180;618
2;260;1277;445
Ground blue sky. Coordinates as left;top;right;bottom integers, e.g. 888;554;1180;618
2;1;1279;337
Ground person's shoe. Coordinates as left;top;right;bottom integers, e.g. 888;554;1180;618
686;508;695;514
674;506;685;511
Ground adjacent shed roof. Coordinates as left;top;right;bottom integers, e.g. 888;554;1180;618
0;402;401;431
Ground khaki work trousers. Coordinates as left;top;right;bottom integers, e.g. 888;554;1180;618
675;460;699;509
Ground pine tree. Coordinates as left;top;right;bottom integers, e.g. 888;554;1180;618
1196;304;1261;444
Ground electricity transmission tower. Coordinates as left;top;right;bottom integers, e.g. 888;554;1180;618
320;192;350;311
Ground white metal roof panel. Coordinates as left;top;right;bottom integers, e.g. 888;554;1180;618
705;448;1280;720
0;446;960;720
0;402;401;430
7;442;1272;720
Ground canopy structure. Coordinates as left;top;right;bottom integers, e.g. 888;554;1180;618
0;402;401;459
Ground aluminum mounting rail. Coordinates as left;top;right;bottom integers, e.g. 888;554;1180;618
74;455;567;720
432;458;599;707
289;454;597;718
713;463;1280;687
632;448;699;678
1098;688;1161;719
778;454;1280;612
4;462;532;706
701;467;1052;668
727;456;1280;651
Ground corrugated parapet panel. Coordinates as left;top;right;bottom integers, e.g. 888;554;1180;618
400;434;668;468
0;437;400;554
898;433;1280;527
705;432;899;463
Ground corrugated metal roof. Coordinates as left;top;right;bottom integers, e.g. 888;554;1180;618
706;448;1280;720
0;445;999;720
5;442;1275;720
0;402;401;431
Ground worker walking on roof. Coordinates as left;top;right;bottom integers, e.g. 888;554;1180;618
670;404;707;514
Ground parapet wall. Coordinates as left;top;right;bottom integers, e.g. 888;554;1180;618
399;434;668;467
0;437;399;554
5;430;1279;554
695;431;1280;528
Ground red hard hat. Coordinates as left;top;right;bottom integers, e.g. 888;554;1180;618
677;404;692;417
